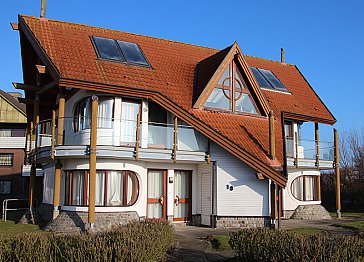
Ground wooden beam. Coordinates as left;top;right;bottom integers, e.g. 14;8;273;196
283;111;336;125
88;95;98;227
334;128;341;218
269;110;276;159
56;89;65;145
135;113;141;160
173;116;178;163
10;22;19;30
36;80;58;95
51;110;56;160
315;123;320;169
12;82;38;91
36;65;47;74
53;161;62;219
29;164;36;210
18;97;54;106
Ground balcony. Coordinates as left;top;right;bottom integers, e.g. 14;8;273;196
285;137;334;169
32;117;208;163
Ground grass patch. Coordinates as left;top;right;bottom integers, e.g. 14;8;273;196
329;212;364;218
288;227;322;235
0;221;42;238
210;235;231;251
334;221;364;232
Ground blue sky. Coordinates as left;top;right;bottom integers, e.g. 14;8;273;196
1;1;363;140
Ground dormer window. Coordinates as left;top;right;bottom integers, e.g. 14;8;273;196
205;61;258;114
92;36;150;67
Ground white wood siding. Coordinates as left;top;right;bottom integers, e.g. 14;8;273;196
210;142;269;217
0;137;26;148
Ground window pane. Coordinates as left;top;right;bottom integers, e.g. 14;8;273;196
0;181;11;194
98;97;114;128
0;154;13;166
205;88;230;110
126;172;139;205
93;36;125;61
251;67;273;89
291;176;318;201
107;171;124;206
258;68;288;91
71;171;85;205
218;65;230;86
95;171;105;206
235;93;258;114
117;41;148;65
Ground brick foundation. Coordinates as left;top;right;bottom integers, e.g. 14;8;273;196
214;216;271;228
43;211;139;233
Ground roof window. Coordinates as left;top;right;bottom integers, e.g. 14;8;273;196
92;36;149;66
251;67;288;92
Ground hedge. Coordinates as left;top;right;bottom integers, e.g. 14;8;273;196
0;220;175;262
229;228;364;262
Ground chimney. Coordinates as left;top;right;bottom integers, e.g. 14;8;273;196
280;48;285;63
269;110;276;160
40;0;47;18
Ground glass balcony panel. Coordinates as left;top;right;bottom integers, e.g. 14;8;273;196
285;137;294;158
301;139;316;160
37;120;53;147
177;125;207;152
319;141;334;161
147;122;173;149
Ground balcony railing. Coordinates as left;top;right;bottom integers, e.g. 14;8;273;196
32;117;208;153
285;137;334;161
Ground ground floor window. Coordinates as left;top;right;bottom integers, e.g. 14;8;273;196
291;175;319;201
0;180;11;194
65;170;139;206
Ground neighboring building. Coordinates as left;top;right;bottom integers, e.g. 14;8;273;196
14;15;336;232
0;89;27;205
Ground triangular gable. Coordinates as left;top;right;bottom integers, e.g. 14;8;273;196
193;42;270;116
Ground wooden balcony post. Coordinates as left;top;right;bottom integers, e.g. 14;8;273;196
56;88;65;145
315;123;320;168
29;164;36;209
33;96;40;160
88;96;98;228
317;176;321;201
294;131;299;168
270;181;278;229
173;116;178;163
334;128;341;218
135;113;141;160
269;110;276;160
53;160;62;219
51;110;56;160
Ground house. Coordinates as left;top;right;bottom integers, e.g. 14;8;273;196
0;89;27;206
13;15;337;232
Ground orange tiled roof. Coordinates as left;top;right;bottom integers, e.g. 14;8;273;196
19;15;336;184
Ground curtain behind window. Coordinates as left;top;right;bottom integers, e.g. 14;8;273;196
120;101;139;143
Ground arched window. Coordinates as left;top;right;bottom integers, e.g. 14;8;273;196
291;175;319;201
65;170;139;207
73;97;114;132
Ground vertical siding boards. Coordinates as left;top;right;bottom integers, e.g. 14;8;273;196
210;142;269;217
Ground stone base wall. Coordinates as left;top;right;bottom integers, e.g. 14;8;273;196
43;211;139;233
291;205;332;220
283;210;295;219
214;216;270;228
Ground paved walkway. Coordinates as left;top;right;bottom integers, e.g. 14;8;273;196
166;218;362;262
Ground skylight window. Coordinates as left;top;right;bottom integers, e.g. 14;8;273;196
251;67;288;92
92;36;149;66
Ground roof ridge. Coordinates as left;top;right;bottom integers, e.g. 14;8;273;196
20;14;220;52
245;54;295;66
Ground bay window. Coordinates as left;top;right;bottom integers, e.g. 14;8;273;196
291;175;319;201
65;170;139;206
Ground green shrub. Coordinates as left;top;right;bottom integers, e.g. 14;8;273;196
229;228;364;262
0;220;175;262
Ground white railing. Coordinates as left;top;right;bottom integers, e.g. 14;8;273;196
2;199;30;222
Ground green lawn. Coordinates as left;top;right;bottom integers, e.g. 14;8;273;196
329;212;364;218
334;221;364;232
288;227;322;235
0;221;42;238
209;235;232;251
